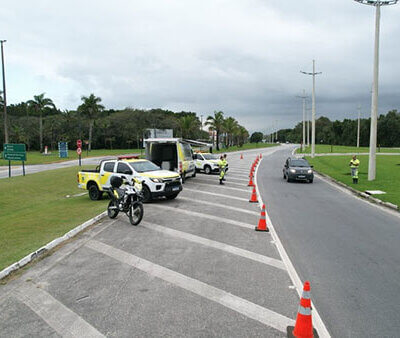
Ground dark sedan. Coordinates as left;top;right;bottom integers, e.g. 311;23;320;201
283;157;314;183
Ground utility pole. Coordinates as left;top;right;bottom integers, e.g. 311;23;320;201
1;40;8;144
296;90;307;151
357;105;361;148
275;120;278;142
354;0;397;180
306;104;311;147
301;60;322;158
200;115;203;132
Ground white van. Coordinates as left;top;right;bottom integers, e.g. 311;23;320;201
144;138;196;182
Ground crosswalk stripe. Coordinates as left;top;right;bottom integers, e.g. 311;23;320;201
142;221;285;270
188;182;249;193
183;188;249;202
86;240;294;333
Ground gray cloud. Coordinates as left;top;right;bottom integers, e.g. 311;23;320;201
0;0;399;133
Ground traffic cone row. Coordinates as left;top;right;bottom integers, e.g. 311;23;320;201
240;153;243;160
292;281;314;338
249;186;258;203
248;173;254;186
255;204;269;232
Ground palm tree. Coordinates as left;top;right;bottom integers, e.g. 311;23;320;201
27;93;55;152
205;111;225;150
178;115;200;139
236;125;249;146
78;94;104;151
222;117;238;147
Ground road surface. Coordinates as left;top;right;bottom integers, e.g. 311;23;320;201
1;147;307;337
257;145;400;337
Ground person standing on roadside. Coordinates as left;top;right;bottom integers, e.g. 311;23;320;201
349;155;360;184
223;154;228;177
218;155;227;184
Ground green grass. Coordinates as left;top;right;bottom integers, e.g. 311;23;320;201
297;144;400;154
0;166;108;271
0;148;141;166
214;143;278;154
306;155;400;207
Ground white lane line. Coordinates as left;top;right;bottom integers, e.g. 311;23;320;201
177;197;259;216
255;153;331;338
194;178;247;189
188;182;250;193
183;188;249;202
86;240;294;333
150;204;254;229
197;175;249;183
14;284;105;338
142;221;285;270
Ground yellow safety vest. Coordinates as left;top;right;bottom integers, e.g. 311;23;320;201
350;159;360;168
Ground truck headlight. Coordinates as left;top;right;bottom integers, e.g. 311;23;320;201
290;169;296;173
307;169;313;174
150;178;163;183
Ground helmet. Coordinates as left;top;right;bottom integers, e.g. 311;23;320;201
110;176;123;188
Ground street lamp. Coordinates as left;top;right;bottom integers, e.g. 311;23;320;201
296;90;308;151
301;60;322;158
354;0;398;180
0;40;8;144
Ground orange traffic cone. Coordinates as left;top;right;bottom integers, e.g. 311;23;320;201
255;204;269;232
249;186;258;203
248;174;254;186
293;281;314;338
240;153;243;159
260;153;262;158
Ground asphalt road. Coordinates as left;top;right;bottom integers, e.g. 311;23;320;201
0;154;138;179
257;145;400;337
0;146;304;337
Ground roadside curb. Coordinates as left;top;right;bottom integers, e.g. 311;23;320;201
0;212;107;281
314;171;399;212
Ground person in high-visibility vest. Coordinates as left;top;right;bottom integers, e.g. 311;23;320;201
218;155;227;184
349;155;360;184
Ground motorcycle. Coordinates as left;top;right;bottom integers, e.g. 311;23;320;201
107;176;144;226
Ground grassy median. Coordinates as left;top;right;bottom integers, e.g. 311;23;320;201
297;144;400;154
214;142;278;153
0;148;141;166
0;166;108;271
307;155;400;208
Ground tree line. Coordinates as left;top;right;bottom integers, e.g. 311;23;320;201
0;92;249;152
276;110;400;147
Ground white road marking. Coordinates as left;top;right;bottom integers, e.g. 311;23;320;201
177;196;259;216
183;188;249;202
197;175;249;183
255;151;331;338
193;178;247;189
150;204;255;229
86;240;294;333
14;283;105;338
142;221;284;270
189;182;250;193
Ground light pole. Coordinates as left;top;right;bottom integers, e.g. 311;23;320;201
354;0;398;180
0;40;8;144
306;104;311;147
296;90;307;151
301;60;322;158
357;105;361;148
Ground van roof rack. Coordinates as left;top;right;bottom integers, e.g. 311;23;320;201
118;155;140;160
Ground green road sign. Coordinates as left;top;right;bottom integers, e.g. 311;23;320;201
3;143;27;161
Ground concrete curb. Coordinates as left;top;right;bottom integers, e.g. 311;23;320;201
314;171;399;212
0;212;107;281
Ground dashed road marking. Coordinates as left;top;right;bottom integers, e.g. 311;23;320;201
14;283;105;338
183;188;249;202
150;204;255;229
142;221;285;270
86;239;294;333
188;182;250;193
177;197;259;216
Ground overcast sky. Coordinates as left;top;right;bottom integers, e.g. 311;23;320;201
1;0;399;133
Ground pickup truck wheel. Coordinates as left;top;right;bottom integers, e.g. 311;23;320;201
204;165;211;175
166;193;179;200
88;184;102;200
142;185;152;203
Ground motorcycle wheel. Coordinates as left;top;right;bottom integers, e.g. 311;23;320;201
128;202;144;226
107;200;119;219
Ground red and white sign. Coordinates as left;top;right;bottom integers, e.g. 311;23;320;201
77;147;82;155
77;139;82;148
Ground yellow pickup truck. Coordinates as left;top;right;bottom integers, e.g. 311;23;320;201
77;156;182;202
